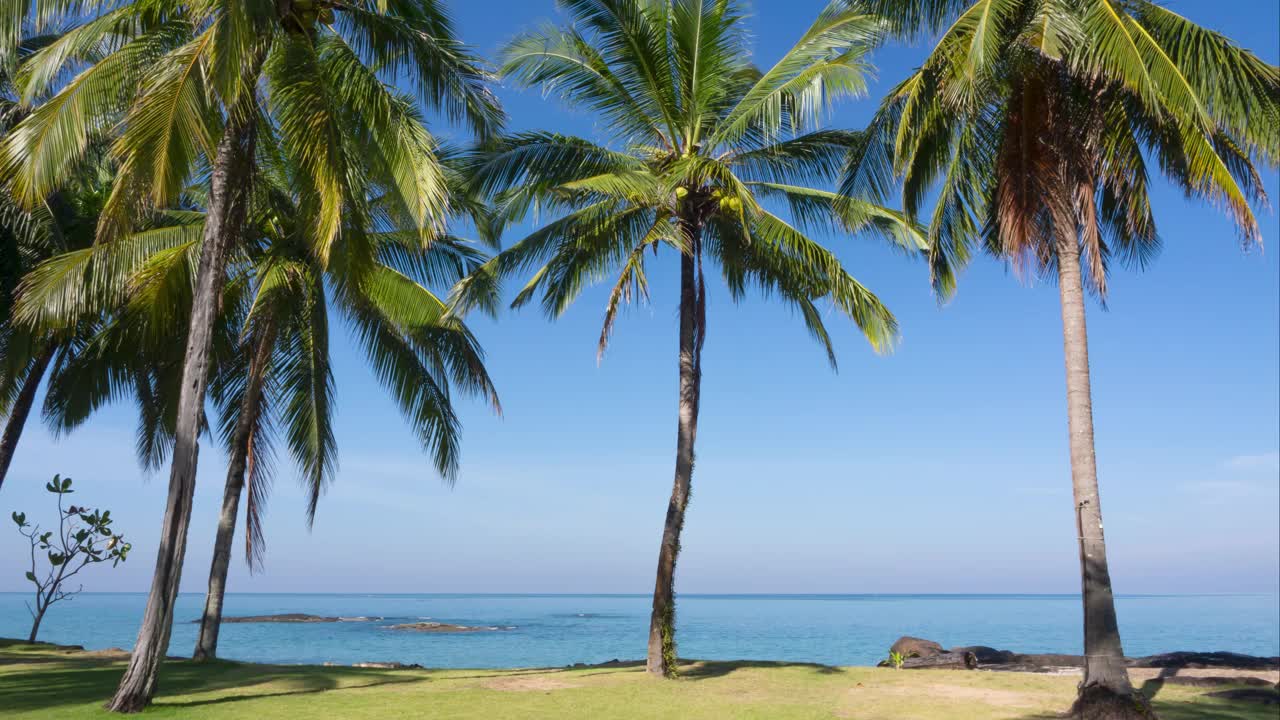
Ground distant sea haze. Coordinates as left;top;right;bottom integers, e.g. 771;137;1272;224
2;593;1276;668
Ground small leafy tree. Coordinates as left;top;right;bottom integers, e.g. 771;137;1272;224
11;475;130;643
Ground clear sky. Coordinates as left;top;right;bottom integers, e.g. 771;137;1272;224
3;0;1277;596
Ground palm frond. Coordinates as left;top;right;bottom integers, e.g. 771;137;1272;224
711;2;881;148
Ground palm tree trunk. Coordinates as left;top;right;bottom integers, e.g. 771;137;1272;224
1056;239;1154;720
193;324;274;661
106;95;259;714
646;223;703;678
0;349;52;492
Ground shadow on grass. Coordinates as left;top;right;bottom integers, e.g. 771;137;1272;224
440;664;645;682
423;658;845;683
1008;681;1279;720
678;659;845;679
1017;705;1279;720
1135;665;1180;703
0;650;419;713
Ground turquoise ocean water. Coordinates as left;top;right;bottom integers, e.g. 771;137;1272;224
0;593;1275;668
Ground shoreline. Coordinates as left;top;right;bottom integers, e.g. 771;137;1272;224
7;638;1277;685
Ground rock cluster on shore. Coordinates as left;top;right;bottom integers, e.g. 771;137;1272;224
880;635;1280;674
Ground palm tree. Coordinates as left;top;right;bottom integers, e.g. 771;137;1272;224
0;194;67;492
190;162;499;661
0;148;190;492
11;189;254;478
862;1;1277;716
13;195;288;660
0;33;110;491
0;0;501;710
463;0;927;677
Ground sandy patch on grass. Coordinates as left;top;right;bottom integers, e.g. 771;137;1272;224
862;682;1044;709
79;648;131;660
1127;668;1279;684
482;675;580;692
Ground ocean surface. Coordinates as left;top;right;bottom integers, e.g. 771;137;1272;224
1;593;1276;668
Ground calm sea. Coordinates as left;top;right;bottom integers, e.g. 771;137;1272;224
1;593;1276;668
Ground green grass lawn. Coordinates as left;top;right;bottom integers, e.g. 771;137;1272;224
1;639;1274;719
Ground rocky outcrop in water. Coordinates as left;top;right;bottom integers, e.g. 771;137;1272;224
197;614;381;624
384;622;509;633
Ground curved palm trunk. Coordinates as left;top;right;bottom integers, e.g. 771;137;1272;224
107;98;259;714
0;349;52;492
646;223;703;678
1056;239;1153;719
193;324;274;661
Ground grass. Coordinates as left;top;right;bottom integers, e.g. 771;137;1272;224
0;639;1275;719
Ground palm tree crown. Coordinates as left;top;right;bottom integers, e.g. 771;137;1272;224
0;0;502;251
863;0;1277;295
14;152;500;554
465;0;928;359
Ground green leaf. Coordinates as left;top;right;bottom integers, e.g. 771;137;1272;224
25;571;37;583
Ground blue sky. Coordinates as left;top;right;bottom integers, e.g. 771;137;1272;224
3;0;1278;595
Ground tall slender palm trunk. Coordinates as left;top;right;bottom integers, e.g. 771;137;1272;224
193;324;274;661
646;222;703;678
1056;238;1153;720
0;349;52;492
107;98;259;714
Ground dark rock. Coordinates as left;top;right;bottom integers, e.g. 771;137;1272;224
1129;652;1280;670
352;661;423;669
883;636;1280;676
889;636;946;659
899;651;978;670
952;646;1020;665
1016;653;1085;668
